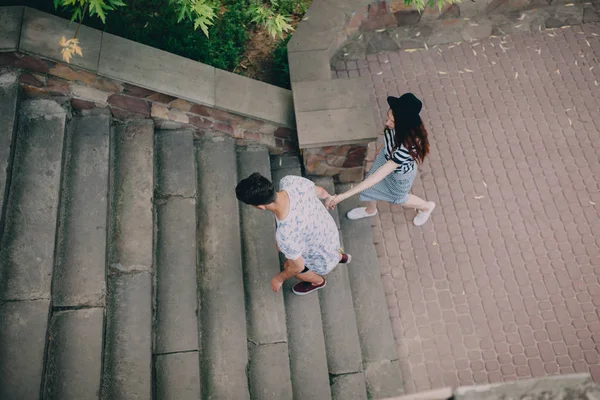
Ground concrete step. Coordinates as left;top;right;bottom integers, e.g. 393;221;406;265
103;120;154;400
43;308;104;400
155;352;201;400
336;183;404;399
309;176;367;400
196;135;249;400
270;156;332;400
0;300;50;399
0;99;67;301
53;112;111;307
236;145;293;400
0;70;19;239
154;130;201;399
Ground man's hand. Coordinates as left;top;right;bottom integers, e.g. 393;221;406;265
271;275;284;292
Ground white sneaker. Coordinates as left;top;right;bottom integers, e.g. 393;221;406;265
347;207;378;220
413;202;436;226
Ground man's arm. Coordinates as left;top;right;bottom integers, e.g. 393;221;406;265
314;185;333;201
271;256;305;292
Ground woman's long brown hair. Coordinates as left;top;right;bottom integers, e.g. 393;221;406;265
394;122;430;164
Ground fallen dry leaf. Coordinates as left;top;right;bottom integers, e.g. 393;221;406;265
474;195;485;199
590;201;596;205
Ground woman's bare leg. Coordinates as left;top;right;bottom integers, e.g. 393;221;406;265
295;270;324;285
364;200;378;214
402;194;433;212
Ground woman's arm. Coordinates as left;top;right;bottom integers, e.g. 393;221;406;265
326;160;398;208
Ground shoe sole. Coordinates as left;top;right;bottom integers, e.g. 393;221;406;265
347;211;378;220
292;280;327;296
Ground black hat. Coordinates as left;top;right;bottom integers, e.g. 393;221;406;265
387;93;422;128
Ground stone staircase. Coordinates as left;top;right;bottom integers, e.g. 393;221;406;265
0;69;402;400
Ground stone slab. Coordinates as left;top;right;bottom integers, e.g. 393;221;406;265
20;7;102;71
0;6;23;52
109;120;154;273
196;136;249;400
247;343;294;400
363;360;404;399
53;113;110;307
270;154;301;172
270;159;332;400
288;50;331;82
102;272;152;400
296;107;378;148
156;130;196;197
236;146;288;344
0;99;66;300
337;184;402;395
215;69;295;128
44;308;104;400
454;373;592;400
292;78;372;113
155;352;201;400
307;178;363;376
0;70;18;237
99;32;215;107
330;372;368;400
155;197;199;354
0;299;50;399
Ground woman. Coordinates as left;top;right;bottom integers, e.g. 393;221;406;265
326;93;435;226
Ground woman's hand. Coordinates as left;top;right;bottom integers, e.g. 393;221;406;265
326;194;345;210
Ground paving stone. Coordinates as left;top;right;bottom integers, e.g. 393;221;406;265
196;136;250;400
270;157;332;400
394;10;422;25
0;70;18;236
155;352;201;400
102;272;152;400
0;99;66;300
53;113;110;307
0;300;50;399
354;19;600;393
109;120;154;273
44;308;104;400
0;6;23;51
583;8;600;23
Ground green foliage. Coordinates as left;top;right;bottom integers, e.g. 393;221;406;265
170;0;216;36
247;1;293;39
271;36;291;89
405;0;460;11
105;0;249;71
54;0;126;23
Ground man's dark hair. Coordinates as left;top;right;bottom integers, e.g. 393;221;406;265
235;172;276;206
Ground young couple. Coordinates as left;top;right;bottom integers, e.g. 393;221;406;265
235;93;436;296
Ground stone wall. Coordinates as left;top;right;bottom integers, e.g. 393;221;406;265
0;52;298;154
303;144;370;182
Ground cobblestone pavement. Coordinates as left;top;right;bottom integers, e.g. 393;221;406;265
335;23;600;393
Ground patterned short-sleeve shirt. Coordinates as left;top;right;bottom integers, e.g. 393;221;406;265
276;176;341;275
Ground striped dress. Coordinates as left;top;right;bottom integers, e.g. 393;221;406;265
358;128;417;205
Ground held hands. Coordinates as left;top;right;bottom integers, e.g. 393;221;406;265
325;194;344;210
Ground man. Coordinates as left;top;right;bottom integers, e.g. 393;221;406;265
235;173;351;295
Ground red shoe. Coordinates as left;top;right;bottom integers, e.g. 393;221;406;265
340;253;352;264
292;279;326;295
